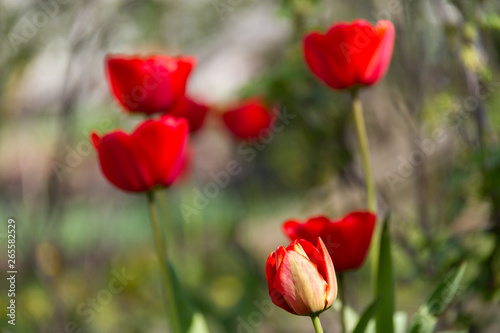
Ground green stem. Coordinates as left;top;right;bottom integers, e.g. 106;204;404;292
311;315;324;333
351;89;377;213
146;191;182;333
338;273;347;333
352;89;379;296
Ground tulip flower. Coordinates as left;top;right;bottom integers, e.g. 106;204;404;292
283;211;376;272
105;54;195;115
222;98;273;141
266;238;337;317
166;96;209;133
303;19;395;90
91;116;188;192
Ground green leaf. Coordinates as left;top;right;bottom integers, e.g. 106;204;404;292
353;299;380;333
167;260;210;333
376;215;395;333
426;262;467;316
407;263;467;333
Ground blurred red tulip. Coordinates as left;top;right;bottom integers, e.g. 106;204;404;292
91;116;188;192
166;96;209;133
303;19;395;90
222;98;273;140
105;54;195;115
266;238;337;316
283;211;376;272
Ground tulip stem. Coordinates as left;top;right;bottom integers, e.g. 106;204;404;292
311;315;324;333
339;273;347;333
352;89;379;296
146;191;182;333
351;88;377;213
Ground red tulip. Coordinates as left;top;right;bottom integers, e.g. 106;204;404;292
266;238;337;316
222;98;273;141
166;96;209;133
91;116;188;192
105;54;195;115
283;211;376;272
303;19;395;90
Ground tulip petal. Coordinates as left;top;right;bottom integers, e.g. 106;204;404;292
166;57;196;108
265;251;295;314
94;130;153;191
338;19;379;84
316;238;337;307
289;240;309;259
293;238;336;308
326;23;361;87
325;211;376;271
90;132;101;148
266;252;277;292
362;20;395;85
304;32;352;89
275;246;287;270
137;117;188;186
283;217;330;245
287;239;321;264
282;221;300;239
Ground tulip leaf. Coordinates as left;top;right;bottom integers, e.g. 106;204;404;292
407;262;467;333
375;215;395;333
426;262;467;316
352;299;380;333
166;260;210;333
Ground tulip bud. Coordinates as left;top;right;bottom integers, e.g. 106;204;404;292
266;238;337;316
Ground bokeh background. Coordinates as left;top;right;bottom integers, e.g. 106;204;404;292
1;0;500;332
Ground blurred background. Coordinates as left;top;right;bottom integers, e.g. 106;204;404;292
1;0;500;332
